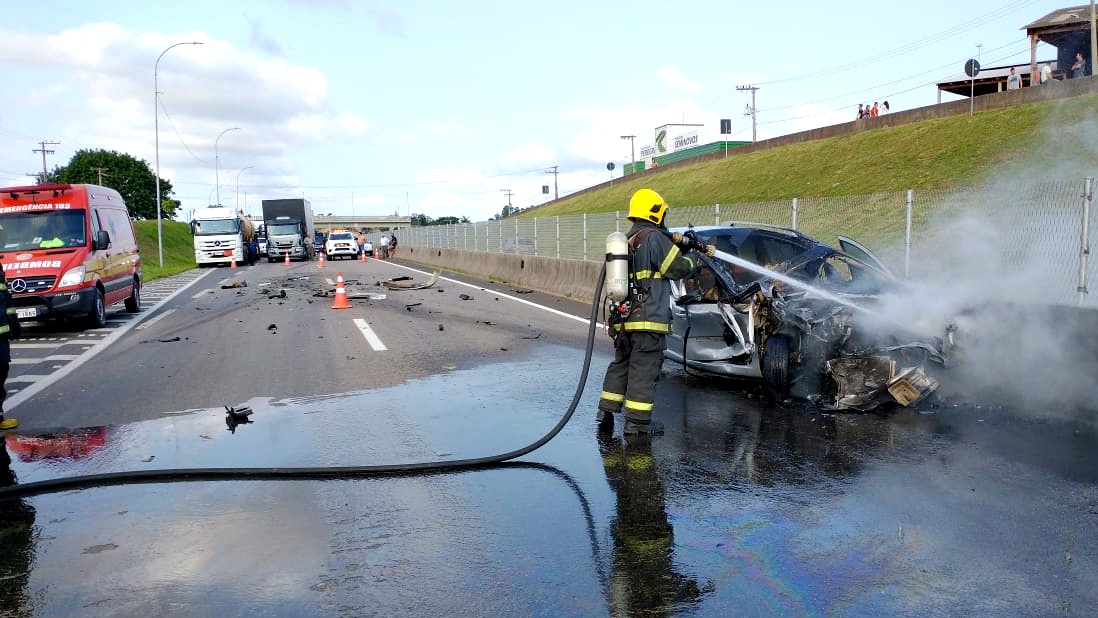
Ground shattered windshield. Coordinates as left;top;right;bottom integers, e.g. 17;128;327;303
0;210;87;251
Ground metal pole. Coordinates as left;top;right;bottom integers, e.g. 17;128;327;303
583;213;588;262
215;127;240;206
715;203;720;226
154;40;203;268
556;216;560;259
1078;177;1093;306
791;198;798;231
235;166;253;212
905;189;914;280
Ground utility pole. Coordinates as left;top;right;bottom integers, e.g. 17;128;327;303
736;85;759;142
92;167;108;184
545;166;559;200
32;140;60;184
500;188;513;216
619;135;636;173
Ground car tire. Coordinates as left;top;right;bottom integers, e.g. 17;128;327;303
763;334;792;402
124;277;141;313
87;288;107;329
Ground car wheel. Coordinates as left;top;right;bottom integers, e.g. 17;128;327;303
762;334;792;402
87;288;107;329
124;277;141;313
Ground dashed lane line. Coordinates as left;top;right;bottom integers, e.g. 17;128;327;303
353;318;387;351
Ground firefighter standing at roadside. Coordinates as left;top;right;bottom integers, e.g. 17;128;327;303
0;246;23;430
598;188;713;435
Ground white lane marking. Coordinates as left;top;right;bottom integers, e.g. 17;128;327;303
380;262;603;327
7;269;215;413
353;318;387;351
8;374;50;383
10;342;67;349
191;289;212;300
135;308;176;331
11;355;80;364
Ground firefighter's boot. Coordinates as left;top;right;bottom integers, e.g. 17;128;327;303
623;419;664;436
595;408;615;434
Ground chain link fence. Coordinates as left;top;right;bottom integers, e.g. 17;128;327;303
398;177;1096;307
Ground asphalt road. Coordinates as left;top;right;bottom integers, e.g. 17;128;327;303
1;258;1096;617
10;257;595;429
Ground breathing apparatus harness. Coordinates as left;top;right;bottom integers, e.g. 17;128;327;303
603;227;714;339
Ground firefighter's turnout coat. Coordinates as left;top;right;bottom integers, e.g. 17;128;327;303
599;219;700;422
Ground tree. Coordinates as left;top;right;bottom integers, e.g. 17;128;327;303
51;149;176;220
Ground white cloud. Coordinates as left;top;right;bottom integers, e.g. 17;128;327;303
502;142;553;164
423;119;472;137
658;66;700;92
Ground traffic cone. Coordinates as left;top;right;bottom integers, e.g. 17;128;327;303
230;254;237;269
359;250;366;263
284;250;291;266
318;252;326;268
332;272;351;309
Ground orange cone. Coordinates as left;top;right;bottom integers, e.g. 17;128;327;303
230;254;237;269
284;250;291;266
318;252;326;268
332;272;351;309
359;250;366;263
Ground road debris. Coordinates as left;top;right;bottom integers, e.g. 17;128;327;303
383;272;439;290
459;294;475;301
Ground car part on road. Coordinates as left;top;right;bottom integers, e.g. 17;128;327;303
0;266;609;498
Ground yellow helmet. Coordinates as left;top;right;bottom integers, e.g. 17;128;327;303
628;188;668;225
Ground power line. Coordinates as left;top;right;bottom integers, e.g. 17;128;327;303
707;0;1041;106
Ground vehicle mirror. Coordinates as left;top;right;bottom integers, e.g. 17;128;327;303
94;229;111;251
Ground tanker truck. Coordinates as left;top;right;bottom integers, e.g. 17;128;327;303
190;206;256;267
261;198;315;262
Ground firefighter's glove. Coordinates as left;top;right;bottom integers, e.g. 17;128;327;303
704;243;716;258
670;232;684;245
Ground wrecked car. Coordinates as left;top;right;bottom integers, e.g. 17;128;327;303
664;222;954;411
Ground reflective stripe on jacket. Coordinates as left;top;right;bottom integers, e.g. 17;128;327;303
616;220;698;333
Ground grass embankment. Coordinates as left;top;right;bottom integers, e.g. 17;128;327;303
526;94;1096;216
134;220;195;281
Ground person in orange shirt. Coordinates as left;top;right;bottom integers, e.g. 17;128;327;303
871;102;879;117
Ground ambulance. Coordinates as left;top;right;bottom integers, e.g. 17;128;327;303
0;183;142;328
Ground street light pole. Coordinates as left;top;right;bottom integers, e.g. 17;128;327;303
619;135;636;172
154;40;203;268
214;127;241;206
235;166;254;212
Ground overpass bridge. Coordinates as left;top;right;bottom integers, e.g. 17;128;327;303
310;215;411;233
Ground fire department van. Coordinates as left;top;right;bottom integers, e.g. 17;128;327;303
0;183;141;328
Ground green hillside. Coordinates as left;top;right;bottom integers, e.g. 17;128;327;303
527;94;1098;217
134;219;195;280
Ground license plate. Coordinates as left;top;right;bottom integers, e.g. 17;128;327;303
17;307;37;319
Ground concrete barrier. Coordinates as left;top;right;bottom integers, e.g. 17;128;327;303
404;247;603;303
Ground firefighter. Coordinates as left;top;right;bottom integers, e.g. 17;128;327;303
598;188;713;435
0;242;23;430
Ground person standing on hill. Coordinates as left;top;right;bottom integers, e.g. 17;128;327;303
1072;52;1086;79
1007;67;1021;90
1040;63;1053;85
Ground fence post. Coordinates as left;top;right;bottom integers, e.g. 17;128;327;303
904;189;914;280
533;217;538;256
615;210;620;233
556;216;560;259
583;213;588;262
715;203;720;225
498;221;502;253
1078;177;1093;306
791;198;798;230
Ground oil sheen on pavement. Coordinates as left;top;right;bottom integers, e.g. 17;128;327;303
0;344;1095;617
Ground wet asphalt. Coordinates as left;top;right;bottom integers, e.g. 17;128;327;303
0;339;1095;617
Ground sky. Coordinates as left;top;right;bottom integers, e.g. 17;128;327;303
0;0;1077;223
